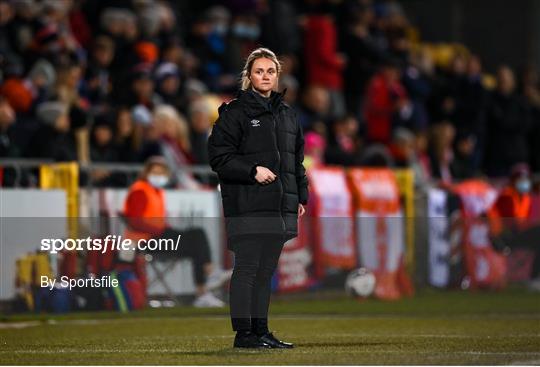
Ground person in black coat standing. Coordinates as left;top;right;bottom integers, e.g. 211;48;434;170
208;48;308;349
484;66;532;177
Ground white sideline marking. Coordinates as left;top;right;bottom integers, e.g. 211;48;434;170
2;349;540;356
312;332;540;339
510;359;540;365
0;321;40;329
2;312;538;328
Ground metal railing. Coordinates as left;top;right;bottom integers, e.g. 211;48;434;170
0;159;217;189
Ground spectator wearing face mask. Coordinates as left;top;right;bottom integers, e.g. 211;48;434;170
490;163;534;230
187;7;236;93
122;156;231;307
223;13;262;88
488;163;540;291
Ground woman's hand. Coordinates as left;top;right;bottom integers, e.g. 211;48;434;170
255;166;277;184
298;203;305;217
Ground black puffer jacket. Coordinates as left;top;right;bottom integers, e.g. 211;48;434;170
207;89;309;242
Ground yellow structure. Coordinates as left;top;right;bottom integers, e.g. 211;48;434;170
393;169;415;276
39;162;79;238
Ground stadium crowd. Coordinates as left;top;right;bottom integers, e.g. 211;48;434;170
0;0;539;187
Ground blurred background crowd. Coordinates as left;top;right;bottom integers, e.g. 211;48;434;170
1;0;539;188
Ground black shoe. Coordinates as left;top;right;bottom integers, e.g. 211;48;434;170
233;331;272;348
258;332;294;349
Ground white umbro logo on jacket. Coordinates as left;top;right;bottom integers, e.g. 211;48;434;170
250;119;260;127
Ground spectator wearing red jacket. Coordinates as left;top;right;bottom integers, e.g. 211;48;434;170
303;13;346;119
363;59;407;144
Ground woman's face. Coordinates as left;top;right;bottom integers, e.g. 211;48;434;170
116;109;133;137
156;117;178;139
249;57;278;94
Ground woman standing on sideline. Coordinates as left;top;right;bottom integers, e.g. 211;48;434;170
207;48;308;348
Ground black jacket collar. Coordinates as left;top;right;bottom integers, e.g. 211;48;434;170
237;88;287;117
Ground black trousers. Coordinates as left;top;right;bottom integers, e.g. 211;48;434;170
229;233;285;334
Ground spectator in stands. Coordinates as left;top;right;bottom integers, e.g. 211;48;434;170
428;122;455;184
142;105;200;189
259;0;301;56
89;114;127;187
297;85;331;134
304;131;326;169
360;143;394;167
451;131;478;180
189;99;212;165
0;97;17;158
54;60;89;131
363;59;407;144
389;127;412;164
520;66;540;173
402;48;433;132
0;0;538;185
90;114;117;163
0;65;34;114
414;130;432;183
388;127;428;186
25;101;77;161
187;7;235;93
325;114;362;166
341;3;381;118
124;64;162;109
484;65;531;177
441;55;488;172
226;12;262;78
113;107;140;163
154;62;187;114
84;35;115;110
303;8;346;119
490;163;534;228
428;54;465;125
279;74;299;108
99;7;139;75
489;163;540;290
0;0;15;54
123;156;231;307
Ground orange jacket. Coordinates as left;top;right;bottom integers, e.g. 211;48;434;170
123;179;167;241
488;186;531;235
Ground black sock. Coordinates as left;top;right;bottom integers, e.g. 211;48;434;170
236;330;252;337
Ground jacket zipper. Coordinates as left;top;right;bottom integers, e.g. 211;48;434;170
272;111;286;233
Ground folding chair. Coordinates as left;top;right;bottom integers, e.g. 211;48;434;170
118;213;181;305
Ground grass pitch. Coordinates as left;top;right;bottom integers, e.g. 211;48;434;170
1;287;539;365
